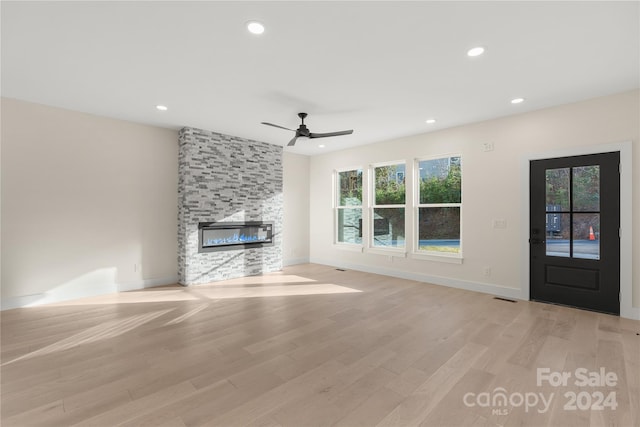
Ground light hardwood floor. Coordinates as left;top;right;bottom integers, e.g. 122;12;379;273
1;263;639;426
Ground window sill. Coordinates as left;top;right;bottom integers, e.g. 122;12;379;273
367;247;407;257
411;252;463;264
333;243;363;253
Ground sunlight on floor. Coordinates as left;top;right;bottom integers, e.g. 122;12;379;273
188;283;362;300
45;275;361;306
47;289;201;306
164;303;209;326
2;275;363;366
2;308;174;366
197;274;317;286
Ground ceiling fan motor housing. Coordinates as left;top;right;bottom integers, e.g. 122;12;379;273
297;124;310;137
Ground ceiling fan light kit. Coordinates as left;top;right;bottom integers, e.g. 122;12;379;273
261;112;353;147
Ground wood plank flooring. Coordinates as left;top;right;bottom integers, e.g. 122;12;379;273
1;263;639;426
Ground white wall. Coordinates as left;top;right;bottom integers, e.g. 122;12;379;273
309;90;639;316
1;98;179;308
283;151;310;265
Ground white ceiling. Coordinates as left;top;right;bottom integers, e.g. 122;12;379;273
2;1;639;156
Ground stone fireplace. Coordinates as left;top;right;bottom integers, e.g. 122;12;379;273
177;127;283;285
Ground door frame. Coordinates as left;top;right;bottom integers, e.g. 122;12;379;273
520;141;636;319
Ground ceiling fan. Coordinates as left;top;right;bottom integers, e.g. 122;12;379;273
261;113;353;147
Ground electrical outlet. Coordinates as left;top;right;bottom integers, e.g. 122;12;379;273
483;267;492;277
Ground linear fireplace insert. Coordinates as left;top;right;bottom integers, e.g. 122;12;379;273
198;221;274;253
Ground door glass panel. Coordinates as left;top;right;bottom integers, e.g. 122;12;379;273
573;165;600;212
546;213;570;257
573;213;600;260
546;168;570;211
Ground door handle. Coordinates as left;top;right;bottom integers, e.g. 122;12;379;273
529;238;545;244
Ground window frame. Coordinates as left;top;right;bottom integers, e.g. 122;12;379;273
368;160;407;255
412;154;463;262
334;166;364;249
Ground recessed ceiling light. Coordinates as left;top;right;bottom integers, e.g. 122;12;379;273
511;97;525;104
318;144;326;148
467;46;485;57
247;21;265;35
425;118;436;124
156;105;168;111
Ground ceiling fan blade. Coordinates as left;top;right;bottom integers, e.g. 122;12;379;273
309;130;354;139
287;135;298;146
261;122;294;132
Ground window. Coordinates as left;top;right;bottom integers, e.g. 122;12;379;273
336;168;363;245
416;156;462;255
372;162;405;249
545;165;600;259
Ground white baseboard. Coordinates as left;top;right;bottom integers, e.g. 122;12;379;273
283;257;310;267
117;276;178;292
309;257;526;301
310;258;640;320
621;305;640;321
1;276;178;311
1;294;46;311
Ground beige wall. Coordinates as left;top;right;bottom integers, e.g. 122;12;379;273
1;98;312;308
283;152;310;265
1;98;180;307
309;90;639;318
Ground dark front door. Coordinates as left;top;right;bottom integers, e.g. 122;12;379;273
530;152;620;314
